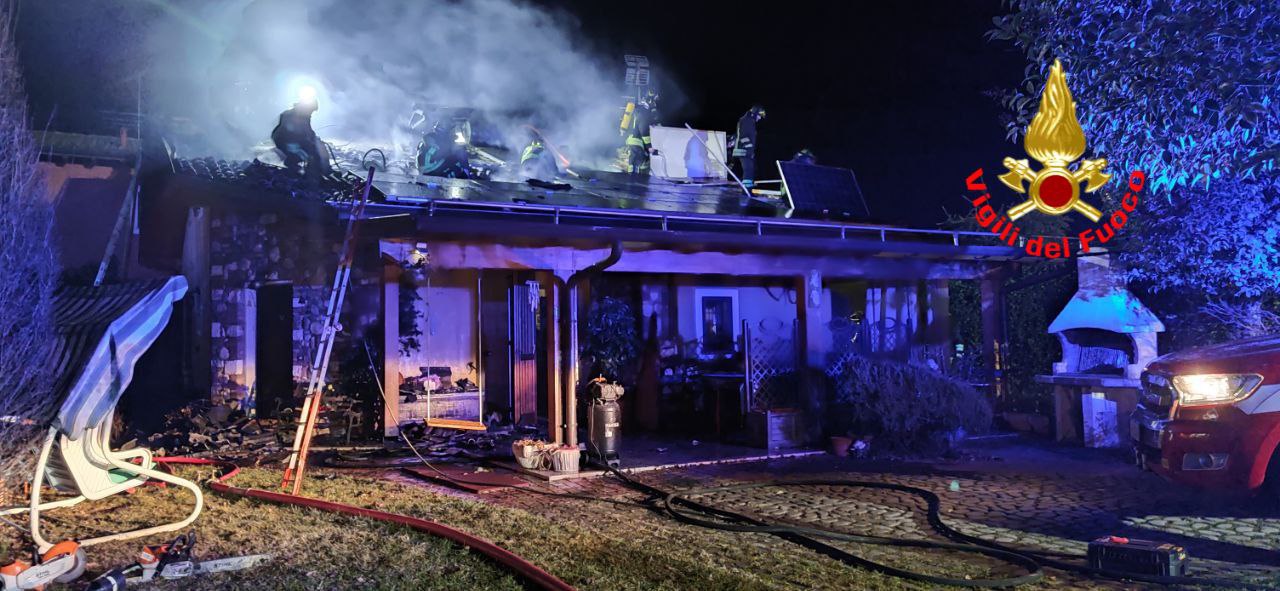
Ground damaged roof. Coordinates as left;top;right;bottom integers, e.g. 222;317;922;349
372;169;768;217
161;157;1025;262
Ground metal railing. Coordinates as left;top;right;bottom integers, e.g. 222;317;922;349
372;193;1015;248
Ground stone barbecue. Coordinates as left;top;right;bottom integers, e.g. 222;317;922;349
1037;251;1164;445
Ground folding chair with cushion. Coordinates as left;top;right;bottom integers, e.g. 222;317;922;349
0;277;200;553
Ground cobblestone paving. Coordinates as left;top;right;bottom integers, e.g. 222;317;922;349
385;438;1280;590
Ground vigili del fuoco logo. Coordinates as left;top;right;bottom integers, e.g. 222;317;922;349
964;60;1146;258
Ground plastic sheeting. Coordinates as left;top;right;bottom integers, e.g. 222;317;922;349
52;276;188;440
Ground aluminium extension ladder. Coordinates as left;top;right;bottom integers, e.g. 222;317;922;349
280;168;375;495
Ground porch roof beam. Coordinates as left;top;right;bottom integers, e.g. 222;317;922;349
388;241;1003;281
363;213;1027;264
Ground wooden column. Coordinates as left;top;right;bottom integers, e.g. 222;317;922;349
537;271;563;444
795;270;829;442
635;280;668;431
563;276;589;446
382;262;402;437
922;279;952;346
979;271;1008;400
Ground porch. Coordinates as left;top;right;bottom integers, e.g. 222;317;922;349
367;196;1025;454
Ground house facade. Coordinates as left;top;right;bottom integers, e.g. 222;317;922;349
125;160;1020;450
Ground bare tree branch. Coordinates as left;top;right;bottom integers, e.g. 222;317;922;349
0;4;60;482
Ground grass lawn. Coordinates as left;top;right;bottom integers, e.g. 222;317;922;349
0;466;1089;590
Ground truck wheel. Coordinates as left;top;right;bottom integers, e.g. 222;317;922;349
1266;449;1280;509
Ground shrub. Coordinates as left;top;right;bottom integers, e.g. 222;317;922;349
828;355;992;453
0;7;60;480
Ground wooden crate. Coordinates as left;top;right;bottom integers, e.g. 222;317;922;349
746;409;806;450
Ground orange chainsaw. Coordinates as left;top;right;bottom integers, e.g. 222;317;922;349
0;540;86;591
83;531;270;590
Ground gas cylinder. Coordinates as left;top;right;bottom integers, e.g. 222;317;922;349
587;380;624;468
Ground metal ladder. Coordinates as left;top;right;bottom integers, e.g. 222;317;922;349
280;168;375;495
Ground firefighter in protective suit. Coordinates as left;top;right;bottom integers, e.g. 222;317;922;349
519;135;559;180
271;93;330;179
417;121;471;178
624;91;658;174
732;104;766;188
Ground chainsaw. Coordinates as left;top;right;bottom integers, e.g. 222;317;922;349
0;540;86;590
84;531;270;590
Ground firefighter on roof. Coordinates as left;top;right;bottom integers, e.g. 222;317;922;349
271;88;330;179
417;121;470;178
519;134;559;180
791;148;817;166
623;90;659;174
732;104;766;188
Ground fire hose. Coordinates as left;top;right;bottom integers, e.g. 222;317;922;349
343;343;1267;589
151;457;576;591
594;460;1273;590
290;439;1275;590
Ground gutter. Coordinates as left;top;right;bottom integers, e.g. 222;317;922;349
557;241;623;445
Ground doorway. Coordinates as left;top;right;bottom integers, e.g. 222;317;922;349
255;282;293;418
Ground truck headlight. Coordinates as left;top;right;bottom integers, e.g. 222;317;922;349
1171;374;1262;407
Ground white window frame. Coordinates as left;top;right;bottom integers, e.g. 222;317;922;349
694;288;741;352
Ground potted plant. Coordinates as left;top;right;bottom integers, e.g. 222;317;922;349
512;439;548;470
829;434;854;457
550;444;581;473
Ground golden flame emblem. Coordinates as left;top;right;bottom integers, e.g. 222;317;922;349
1000;60;1110;221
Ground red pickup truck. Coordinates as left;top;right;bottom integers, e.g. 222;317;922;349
1131;334;1280;498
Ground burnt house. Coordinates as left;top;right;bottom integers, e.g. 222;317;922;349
121;155;1025;459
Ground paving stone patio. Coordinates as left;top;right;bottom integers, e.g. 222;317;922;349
386;436;1280;589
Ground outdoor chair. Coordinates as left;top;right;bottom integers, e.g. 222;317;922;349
0;276;200;552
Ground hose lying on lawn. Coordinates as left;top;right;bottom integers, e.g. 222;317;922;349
152;457;576;591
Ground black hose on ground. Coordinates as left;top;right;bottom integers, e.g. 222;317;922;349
600;465;1041;588
357;340;1264;589
596;464;1271;589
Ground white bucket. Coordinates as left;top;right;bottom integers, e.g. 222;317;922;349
551;449;580;473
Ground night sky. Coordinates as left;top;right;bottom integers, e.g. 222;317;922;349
15;0;1026;226
560;1;1027;225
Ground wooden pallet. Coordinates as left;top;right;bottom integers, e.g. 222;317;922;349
425;418;487;431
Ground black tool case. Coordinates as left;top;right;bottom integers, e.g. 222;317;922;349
1087;536;1187;577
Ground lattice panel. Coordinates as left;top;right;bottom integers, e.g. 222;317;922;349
747;329;798;412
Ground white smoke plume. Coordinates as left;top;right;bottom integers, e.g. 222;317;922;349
146;0;630;165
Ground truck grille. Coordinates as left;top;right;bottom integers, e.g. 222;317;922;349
1140;372;1175;418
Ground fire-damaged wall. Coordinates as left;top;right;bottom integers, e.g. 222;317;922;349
207;210;334;408
138;168;382;413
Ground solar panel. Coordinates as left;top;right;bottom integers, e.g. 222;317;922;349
777;161;870;220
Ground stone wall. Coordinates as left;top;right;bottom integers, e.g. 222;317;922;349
207;210;334;406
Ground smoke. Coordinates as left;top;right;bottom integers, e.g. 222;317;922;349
147;0;628;164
